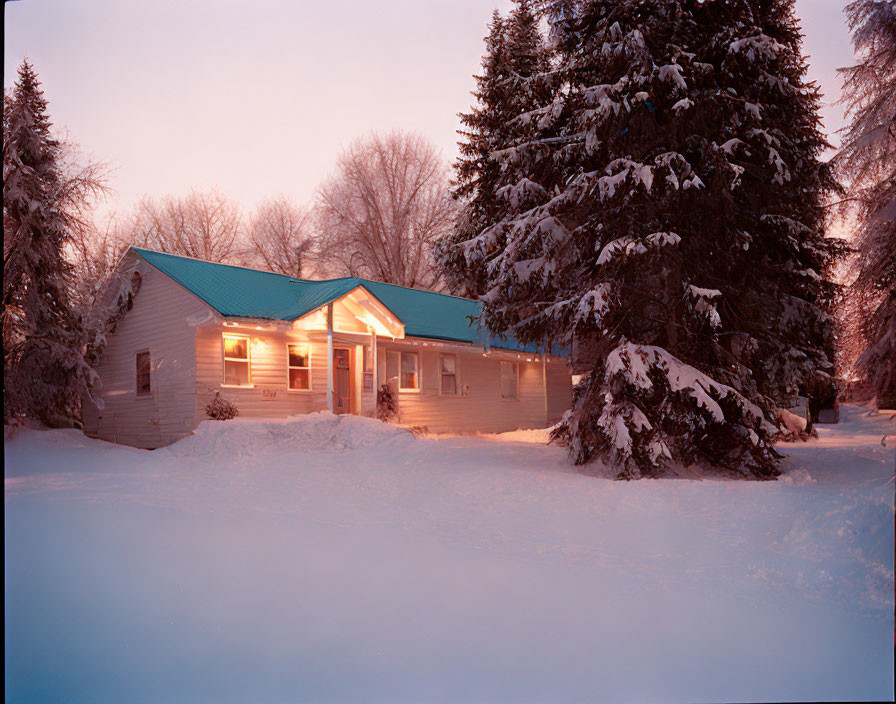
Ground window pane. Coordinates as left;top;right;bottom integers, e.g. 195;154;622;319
386;352;400;382
136;351;151;395
441;374;456;395
288;344;309;368
441;355;456;395
224;360;250;386
363;346;373;372
440;355;455;375
289;368;309;390
224;337;248;360
400;352;418;389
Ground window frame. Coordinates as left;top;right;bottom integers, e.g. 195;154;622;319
362;345;374;391
135;349;152;398
222;333;252;388
398;350;421;392
439;353;459;397
286;342;312;392
500;361;519;400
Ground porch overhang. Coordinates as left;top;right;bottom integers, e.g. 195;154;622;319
291;285;405;340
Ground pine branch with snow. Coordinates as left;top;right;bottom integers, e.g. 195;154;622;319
449;0;843;477
438;0;554;297
2;60;101;426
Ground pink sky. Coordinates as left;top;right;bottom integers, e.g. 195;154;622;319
4;0;857;218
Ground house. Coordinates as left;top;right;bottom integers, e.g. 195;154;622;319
82;248;573;448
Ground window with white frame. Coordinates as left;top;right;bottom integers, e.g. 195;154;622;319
400;351;419;390
500;361;518;399
135;350;151;396
223;335;251;386
440;354;458;395
363;345;374;391
287;343;311;390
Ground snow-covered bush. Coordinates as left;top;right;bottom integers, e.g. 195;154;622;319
376;382;398;422
777;407;812;442
206;392;238;421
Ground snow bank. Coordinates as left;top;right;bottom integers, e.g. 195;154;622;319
485;426;554;444
4;405;893;703
165;412;415;460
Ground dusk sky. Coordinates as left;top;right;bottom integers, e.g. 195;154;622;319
4;0;857;218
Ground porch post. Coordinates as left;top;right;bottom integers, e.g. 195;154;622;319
327;303;334;413
542;355;549;427
369;325;377;394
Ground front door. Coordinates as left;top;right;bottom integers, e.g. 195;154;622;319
333;347;352;414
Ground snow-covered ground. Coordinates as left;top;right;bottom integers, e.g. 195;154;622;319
5;406;894;703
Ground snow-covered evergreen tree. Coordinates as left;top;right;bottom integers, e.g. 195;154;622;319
837;0;896;408
439;1;552;296
451;0;841;478
3;60;98;426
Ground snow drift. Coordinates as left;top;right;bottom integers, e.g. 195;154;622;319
165;412;416;460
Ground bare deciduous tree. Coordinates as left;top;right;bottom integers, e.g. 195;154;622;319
54;137;123;312
246;196;315;278
835;0;896;407
314;131;455;290
129;189;246;264
68;213;131;310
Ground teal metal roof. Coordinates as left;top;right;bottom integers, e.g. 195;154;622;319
131;248;542;353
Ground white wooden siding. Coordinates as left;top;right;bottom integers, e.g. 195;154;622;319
82;254;210;448
195;330;571;434
194;328;380;419
377;341;571;434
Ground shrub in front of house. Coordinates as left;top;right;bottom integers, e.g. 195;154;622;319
376;382;397;422
206;391;239;421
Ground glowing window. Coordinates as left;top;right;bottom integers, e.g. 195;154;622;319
223;335;251;386
287;343;311;390
400;351;419;390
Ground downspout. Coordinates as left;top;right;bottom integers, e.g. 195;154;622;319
327;303;334;413
542;355;548;427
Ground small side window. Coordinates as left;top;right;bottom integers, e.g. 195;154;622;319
136;350;151;396
440;354;457;395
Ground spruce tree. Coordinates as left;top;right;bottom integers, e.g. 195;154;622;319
455;0;841;478
3;60;97;426
838;0;896;408
439;1;551;296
